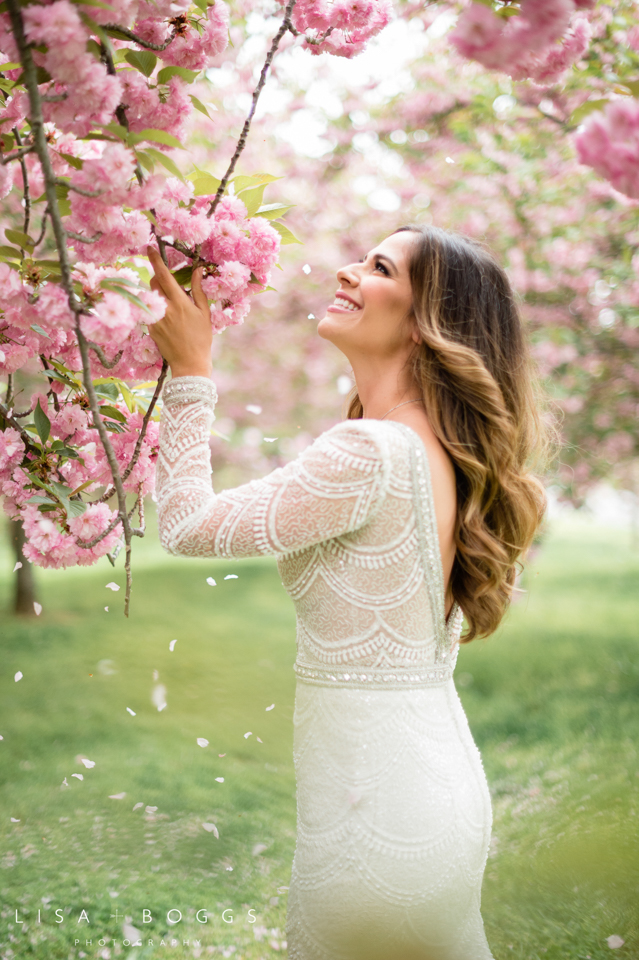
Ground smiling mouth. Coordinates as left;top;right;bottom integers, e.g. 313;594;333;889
330;295;361;312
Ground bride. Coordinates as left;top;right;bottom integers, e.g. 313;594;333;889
147;225;546;960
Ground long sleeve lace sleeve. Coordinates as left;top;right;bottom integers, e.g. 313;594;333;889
155;375;390;560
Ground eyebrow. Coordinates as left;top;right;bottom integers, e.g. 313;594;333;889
366;251;398;273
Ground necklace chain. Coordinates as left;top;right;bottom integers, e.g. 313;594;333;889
379;398;423;421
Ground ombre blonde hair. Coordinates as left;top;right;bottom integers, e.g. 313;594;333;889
347;225;549;642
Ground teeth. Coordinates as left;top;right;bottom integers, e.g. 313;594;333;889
335;297;359;311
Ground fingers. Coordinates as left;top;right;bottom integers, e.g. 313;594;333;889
146;245;184;302
191;265;210;318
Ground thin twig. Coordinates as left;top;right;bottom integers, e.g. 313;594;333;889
33;205;49;247
13;127;30;240
4;373;13;408
0;144;34;165
60;180;102;198
66;229;103;243
40;355;60;412
86;341;124;368
0;399;40;452
102;23;177;51
206;0;297;219
121;360;168;482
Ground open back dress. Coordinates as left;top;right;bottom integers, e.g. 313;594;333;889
156;375;495;960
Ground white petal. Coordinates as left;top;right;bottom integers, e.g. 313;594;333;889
80;758;95;768
145;805;158;813
264;438;277;442
224;574;238;580
71;773;84;780
257;737;263;743
132;802;143;811
265;704;275;711
206;577;217;586
14;671;23;682
202;822;219;837
218;753;226;757
33;603;42;616
13;562;22;572
246;404;262;415
215;777;224;783
126;707;136;716
108;792;126;800
105;582;120;591
302;264;311;274
169;639;177;651
10;817;20;822
104;606;109;612
197;738;209;748
252;843;268;856
0;735;3;740
607;936;625;949
244;732;252;738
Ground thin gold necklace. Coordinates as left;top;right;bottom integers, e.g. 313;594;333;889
379;398;423;421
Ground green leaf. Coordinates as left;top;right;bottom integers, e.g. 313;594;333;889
65;498;88;518
30;323;51;339
98;404;127;423
0;244;22;258
156;65;199;85
101;121;129;142
620;80;639;97
43;368;77;388
234;173;280;192
135;150;155;174
171;265;193;287
104;420;126;433
94;381;119;400
569;99;608;125
189;94;217;120
58;198;71;218
143;146;185;181
34;400;51;444
241;184;266;217
99;280;155;315
5;228;34;251
70;0;116;9
94;376;135;412
124;49;157;78
58;151;84;170
271;221;302;245
49;480;75;500
130;128;184;149
256;202;294;220
192;174;221;196
191;0;208;12
26;495;55;507
69;479;95;496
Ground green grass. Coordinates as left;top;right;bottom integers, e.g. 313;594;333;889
0;516;637;960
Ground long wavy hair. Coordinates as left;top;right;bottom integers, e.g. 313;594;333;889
346;224;549;642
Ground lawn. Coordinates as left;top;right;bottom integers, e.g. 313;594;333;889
0;514;637;960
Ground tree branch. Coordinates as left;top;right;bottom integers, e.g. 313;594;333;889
60;180;102;198
65;229;103;243
103;23;177;51
0;144;34;165
206;0;297;219
13;127;30;240
121;360;167;483
86;341;124;368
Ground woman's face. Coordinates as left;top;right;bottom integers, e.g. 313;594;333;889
317;231;418;360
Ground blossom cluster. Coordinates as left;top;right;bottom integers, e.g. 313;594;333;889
575;98;639;200
290;0;393;58
450;0;593;83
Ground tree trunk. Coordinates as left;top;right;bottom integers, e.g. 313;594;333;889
8;518;37;615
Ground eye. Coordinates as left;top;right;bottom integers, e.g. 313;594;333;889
374;259;389;275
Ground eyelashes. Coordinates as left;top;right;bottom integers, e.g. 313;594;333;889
356;257;389;275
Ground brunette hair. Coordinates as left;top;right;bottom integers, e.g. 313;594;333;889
347;224;549;642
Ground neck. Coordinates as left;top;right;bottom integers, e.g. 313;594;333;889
350;354;421;420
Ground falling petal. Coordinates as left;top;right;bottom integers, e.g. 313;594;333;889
169;639;177;652
71;773;83;780
14;671;22;682
257;737;263;743
224;575;238;580
218;753;226;757
277;886;289;894
108;792;126;800
265;704;275;711
215;777;224;783
80;758;95;768
152;669;159;681
302;264;311;274
10;817;20;822
202;822;219;837
13;562;22;572
33;602;42;616
151;683;167;711
206;577;217;586
607;936;625;949
246;404;262;415
197;738;209;748
145;805;158;813
104;606;109;612
105;582;120;591
126;707;136;716
132;802;143;811
264;438;277;443
307;314;315;320
244;732;252;739
61;778;69;787
252;843;268;856
0;735;3;740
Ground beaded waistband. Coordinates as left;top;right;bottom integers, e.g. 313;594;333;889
294;662;454;689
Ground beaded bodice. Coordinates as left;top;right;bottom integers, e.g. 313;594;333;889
156;376;463;689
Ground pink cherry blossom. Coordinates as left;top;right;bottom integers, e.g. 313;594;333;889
575;99;639;199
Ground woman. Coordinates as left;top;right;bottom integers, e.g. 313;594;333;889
147;224;547;960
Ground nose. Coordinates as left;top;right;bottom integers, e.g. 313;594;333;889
336;261;360;288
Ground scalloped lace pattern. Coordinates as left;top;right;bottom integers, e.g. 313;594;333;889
156;376;494;960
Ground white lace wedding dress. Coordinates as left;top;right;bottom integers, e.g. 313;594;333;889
156;375;495;960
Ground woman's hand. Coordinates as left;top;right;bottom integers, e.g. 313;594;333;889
146;245;213;379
